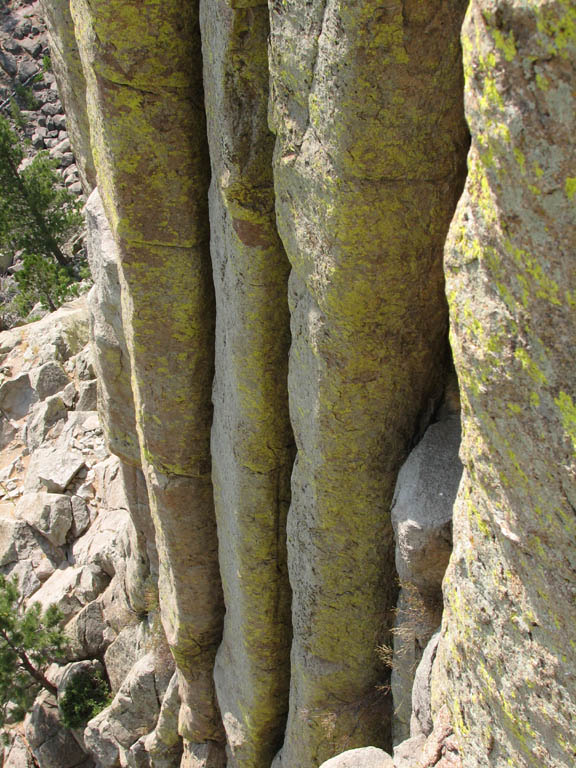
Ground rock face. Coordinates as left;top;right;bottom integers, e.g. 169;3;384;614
71;0;224;750
391;417;462;743
40;0;96;190
268;2;468;764
434;2;576;767
4;0;574;767
199;2;293;765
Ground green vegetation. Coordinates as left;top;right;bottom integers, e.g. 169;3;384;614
59;667;111;729
0;575;65;726
0;114;86;318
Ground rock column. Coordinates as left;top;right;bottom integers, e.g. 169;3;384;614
71;0;225;751
268;1;469;765
200;2;293;766
40;0;96;191
435;2;576;767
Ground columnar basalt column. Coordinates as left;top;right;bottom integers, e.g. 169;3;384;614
85;189;157;612
434;2;576;767
200;2;293;766
268;2;469;765
71;0;225;751
40;0;96;191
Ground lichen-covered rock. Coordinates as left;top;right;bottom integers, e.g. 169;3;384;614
40;0;96;190
433;2;576;766
71;0;224;744
199;1;293;765
268;1;468;764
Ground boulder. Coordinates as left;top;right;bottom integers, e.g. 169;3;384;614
76;379;97;411
15;491;73;547
31;564;109;621
392;736;426;768
392;417;462;597
84;654;161;767
64;600;115;660
179;742;226;768
71;505;131;577
25;395;68;452
24;690;90;768
144;673;182;768
2;732;36;768
29;361;70;400
318;748;394;768
103;623;143;693
411;631;440;739
0;373;38;420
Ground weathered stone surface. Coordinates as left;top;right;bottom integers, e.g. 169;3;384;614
32;563;109;621
144;673;183;768
40;0;96;190
390;417;461;743
16;491;73;547
71;505;130;577
84;654;161;768
26;395;68;453
392;417;462;596
199;2;293;765
0;373;38;420
64;599;115;660
72;1;224;742
2;732;36;768
76;379;97;411
180;741;227;768
433;3;576;767
392;735;426;768
410;631;440;740
104;624;143;693
25;691;90;768
29;361;71;401
84;189;140;466
318;747;394;768
268;2;468;764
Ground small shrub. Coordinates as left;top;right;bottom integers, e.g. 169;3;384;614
14;252;79;313
59;667;111;729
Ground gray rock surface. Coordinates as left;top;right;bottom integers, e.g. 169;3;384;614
433;2;576;767
390;417;461;742
199;2;293;765
16;492;72;547
24;691;90;768
318;747;394;768
392;417;462;596
29;362;70;401
410;631;440;739
268;0;468;763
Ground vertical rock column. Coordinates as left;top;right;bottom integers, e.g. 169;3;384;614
200;2;293;767
268;2;469;765
71;0;225;750
435;2;576;767
40;0;96;191
85;188;158;612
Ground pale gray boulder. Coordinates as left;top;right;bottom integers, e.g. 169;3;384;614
15;491;73;547
29;361;70;401
25;396;68;452
410;631;440;739
0;373;39;420
318;747;394;768
392;416;462;597
24;691;92;768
